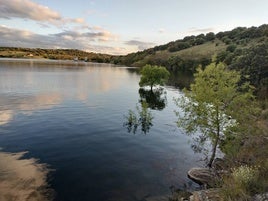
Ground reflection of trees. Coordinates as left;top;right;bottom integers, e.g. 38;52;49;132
124;87;168;134
139;88;167;111
124;102;153;134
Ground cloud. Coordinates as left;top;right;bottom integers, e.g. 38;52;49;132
158;28;165;33
0;25;123;54
187;27;216;34
125;40;155;51
0;0;126;54
0;0;85;26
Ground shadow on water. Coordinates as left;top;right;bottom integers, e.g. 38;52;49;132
124;87;167;134
168;70;194;90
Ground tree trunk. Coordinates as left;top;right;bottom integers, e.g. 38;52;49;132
208;134;219;167
208;107;220;168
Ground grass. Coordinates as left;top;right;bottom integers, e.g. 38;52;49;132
171;40;227;60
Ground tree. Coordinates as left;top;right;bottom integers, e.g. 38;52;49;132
139;64;170;91
175;62;256;167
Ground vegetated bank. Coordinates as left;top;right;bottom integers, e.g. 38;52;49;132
119;25;267;200
112;24;268;99
0;47;113;63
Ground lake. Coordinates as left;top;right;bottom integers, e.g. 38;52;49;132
0;59;202;201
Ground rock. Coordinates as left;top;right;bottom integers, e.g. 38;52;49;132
187;168;217;187
168;189;192;201
189;189;221;201
251;192;268;201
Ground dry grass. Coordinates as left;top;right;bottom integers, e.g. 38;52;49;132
171;40;227;60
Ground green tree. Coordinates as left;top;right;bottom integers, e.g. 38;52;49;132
176;62;256;167
139;64;170;91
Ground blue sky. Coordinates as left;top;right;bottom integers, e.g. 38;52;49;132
0;0;268;55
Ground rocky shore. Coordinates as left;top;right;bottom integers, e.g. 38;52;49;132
168;158;268;201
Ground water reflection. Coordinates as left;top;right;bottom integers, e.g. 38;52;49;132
124;87;168;134
0;110;13;125
0;151;53;201
139;88;167;110
168;70;193;90
124;102;153;134
0;93;62;125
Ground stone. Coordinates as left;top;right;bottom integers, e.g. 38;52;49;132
251;192;268;201
187;168;217;187
189;189;221;201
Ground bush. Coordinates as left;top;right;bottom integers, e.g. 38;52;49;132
221;165;260;200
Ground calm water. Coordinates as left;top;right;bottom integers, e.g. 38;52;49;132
0;59;202;201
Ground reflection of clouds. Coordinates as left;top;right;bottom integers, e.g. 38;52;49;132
63;65;132;102
83;66;130;93
0;63;139;124
0;93;62;125
0;151;53;201
17;93;62;111
0;110;13;125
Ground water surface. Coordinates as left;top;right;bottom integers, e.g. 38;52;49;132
0;59;202;201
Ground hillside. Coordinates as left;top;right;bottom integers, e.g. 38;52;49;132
0;47;112;63
112;24;268;98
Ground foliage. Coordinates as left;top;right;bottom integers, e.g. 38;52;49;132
175;62;257;167
124;102;153;134
111;24;268;99
0;47;112;63
139;64;170;90
221;165;262;200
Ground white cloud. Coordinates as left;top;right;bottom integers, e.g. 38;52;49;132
0;0;61;22
0;0;85;27
125;40;155;51
158;28;165;33
0;25;124;54
187;27;216;34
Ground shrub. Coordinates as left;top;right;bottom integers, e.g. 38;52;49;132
221;165;260;200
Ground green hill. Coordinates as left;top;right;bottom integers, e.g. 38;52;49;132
112;24;268;98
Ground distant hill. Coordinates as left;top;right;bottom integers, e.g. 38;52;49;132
111;24;268;98
0;47;112;63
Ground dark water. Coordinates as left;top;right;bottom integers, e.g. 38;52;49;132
0;59;202;201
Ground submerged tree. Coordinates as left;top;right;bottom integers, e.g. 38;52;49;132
124;101;153;134
139;64;170;91
175;62;257;167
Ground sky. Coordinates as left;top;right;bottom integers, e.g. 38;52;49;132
0;0;268;55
